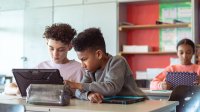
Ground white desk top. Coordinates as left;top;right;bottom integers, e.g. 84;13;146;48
0;95;178;112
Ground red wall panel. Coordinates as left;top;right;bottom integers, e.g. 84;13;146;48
125;3;177;78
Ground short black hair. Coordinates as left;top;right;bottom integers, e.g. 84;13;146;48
43;23;77;44
72;28;106;53
176;38;195;54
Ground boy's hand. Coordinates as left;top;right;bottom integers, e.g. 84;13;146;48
88;92;104;103
64;80;82;90
160;81;172;90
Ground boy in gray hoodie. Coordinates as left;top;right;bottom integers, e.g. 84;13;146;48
65;28;146;103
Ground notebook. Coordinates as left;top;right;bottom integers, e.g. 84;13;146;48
12;69;64;97
102;96;145;104
166;72;198;89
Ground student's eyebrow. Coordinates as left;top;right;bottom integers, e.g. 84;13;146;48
186;50;192;52
49;46;54;48
49;45;65;49
79;57;84;60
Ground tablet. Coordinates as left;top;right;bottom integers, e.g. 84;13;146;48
166;72;198;89
102;96;145;104
12;69;64;97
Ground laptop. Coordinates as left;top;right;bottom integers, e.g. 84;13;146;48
12;69;64;97
102;96;145;104
166;72;198;89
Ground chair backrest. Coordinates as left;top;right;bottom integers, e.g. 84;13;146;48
169;85;200;112
0;103;25;112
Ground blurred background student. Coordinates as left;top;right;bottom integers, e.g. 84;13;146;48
150;38;200;90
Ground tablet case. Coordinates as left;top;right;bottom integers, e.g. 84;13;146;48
166;72;198;89
102;96;145;104
26;84;72;106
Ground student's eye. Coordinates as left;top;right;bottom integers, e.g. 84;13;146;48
81;58;87;61
49;48;54;51
179;52;183;55
58;49;66;52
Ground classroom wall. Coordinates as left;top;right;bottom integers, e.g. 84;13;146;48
0;0;118;76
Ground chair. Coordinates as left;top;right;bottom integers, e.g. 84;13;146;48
169;85;200;112
0;103;25;112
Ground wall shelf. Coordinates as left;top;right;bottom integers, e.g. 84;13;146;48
117;0;198;79
119;23;191;31
119;51;177;55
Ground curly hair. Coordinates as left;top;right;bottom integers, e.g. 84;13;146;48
43;23;77;44
72;28;106;53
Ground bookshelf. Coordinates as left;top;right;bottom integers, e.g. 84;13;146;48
118;0;199;80
119;51;176;55
119;23;191;31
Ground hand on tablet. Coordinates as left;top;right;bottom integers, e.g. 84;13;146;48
160;81;172;90
88;92;104;103
193;75;200;85
4;83;20;95
64;80;83;90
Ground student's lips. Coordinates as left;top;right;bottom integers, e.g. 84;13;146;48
54;58;60;60
84;69;89;72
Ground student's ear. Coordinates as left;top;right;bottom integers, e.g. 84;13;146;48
68;43;73;51
96;50;103;60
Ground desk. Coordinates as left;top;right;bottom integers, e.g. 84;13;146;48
0;95;178;112
142;88;172;100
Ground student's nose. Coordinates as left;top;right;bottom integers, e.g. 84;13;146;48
183;53;187;59
53;50;59;57
81;63;86;68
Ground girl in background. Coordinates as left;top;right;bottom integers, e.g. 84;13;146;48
150;38;200;90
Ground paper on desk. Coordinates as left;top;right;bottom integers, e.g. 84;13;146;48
149;90;172;94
